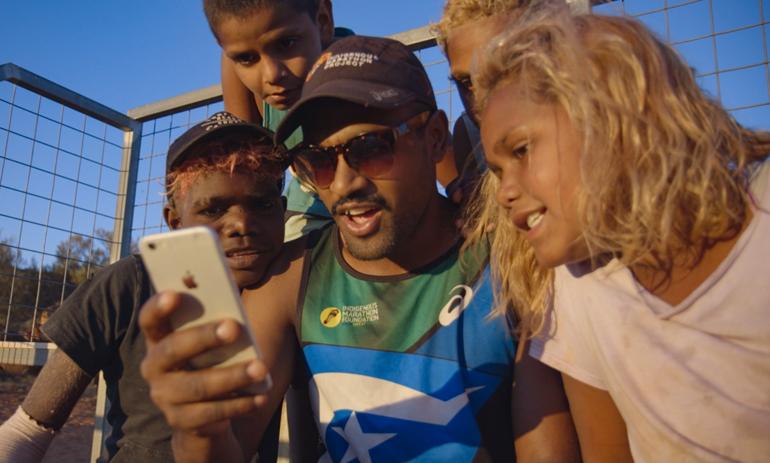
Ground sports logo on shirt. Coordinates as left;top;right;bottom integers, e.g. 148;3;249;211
438;285;474;326
320;303;380;328
321;307;342;328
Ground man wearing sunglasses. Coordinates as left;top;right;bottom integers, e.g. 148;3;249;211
138;36;520;463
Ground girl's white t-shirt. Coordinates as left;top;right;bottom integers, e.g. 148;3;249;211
530;163;770;463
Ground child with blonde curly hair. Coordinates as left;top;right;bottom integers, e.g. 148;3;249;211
466;4;770;462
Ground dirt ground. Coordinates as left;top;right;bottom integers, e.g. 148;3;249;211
0;368;96;463
0;368;291;463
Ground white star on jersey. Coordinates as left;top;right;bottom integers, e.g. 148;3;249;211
332;412;396;463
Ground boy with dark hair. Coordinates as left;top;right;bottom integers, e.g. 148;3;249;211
204;0;350;243
0;112;286;463
204;0;345;135
204;0;459;242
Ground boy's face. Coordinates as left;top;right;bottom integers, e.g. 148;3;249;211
446;17;508;124
164;171;286;288
216;4;333;110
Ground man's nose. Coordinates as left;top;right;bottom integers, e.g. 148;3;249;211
328;155;369;199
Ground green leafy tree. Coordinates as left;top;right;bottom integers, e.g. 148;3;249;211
1;227;138;338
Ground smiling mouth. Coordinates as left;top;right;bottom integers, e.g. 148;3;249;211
526;209;545;230
337;204;383;237
345;207;379;224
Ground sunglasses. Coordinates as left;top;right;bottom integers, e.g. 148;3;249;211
288;112;430;189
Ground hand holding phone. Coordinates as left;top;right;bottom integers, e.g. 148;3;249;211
140;226;271;394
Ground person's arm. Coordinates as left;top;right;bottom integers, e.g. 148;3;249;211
561;374;633;463
139;238;307;463
512;338;582;463
221;51;263;124
22;348;93;429
0;348;93;462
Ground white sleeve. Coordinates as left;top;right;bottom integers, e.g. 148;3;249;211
529;265;607;390
0;406;56;463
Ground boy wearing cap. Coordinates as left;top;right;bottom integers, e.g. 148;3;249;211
140;36;520;463
0;113;286;463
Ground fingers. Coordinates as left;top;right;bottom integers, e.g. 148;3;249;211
139;292;272;436
139;290;179;347
140;320;271;436
143;318;240;373
146;360;269;434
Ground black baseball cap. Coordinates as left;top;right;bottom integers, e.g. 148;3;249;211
166;112;276;173
275;35;437;145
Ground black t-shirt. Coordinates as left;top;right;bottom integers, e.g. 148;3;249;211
43;254;174;463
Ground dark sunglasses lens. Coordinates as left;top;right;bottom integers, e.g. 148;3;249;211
293;149;335;188
347;134;395;178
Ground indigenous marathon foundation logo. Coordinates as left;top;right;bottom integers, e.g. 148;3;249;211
319;302;380;328
320;307;341;328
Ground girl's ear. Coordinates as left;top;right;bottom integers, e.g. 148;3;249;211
316;0;335;45
425;110;450;164
163;204;182;230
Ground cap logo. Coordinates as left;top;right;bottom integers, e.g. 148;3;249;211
370;89;399;101
323;52;378;70
307;52;332;82
201;112;241;131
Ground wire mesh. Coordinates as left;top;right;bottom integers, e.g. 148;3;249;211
594;0;770;130
130;102;225;241
415;45;464;127
0;81;126;342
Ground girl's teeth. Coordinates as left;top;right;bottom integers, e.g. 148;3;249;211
526;211;544;229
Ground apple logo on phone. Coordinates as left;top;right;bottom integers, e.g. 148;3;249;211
183;271;197;289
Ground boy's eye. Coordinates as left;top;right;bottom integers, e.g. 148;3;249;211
199;205;227;217
451;76;473;91
277;38;297;51
234;53;258;66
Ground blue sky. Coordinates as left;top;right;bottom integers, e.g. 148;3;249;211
1;0;769;285
3;0;768;129
0;0;446;114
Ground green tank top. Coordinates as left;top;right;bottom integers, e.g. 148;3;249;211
297;225;517;462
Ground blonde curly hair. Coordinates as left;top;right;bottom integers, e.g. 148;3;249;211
433;0;534;49
464;5;770;336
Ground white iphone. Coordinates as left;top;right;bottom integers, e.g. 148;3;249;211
139;226;272;394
